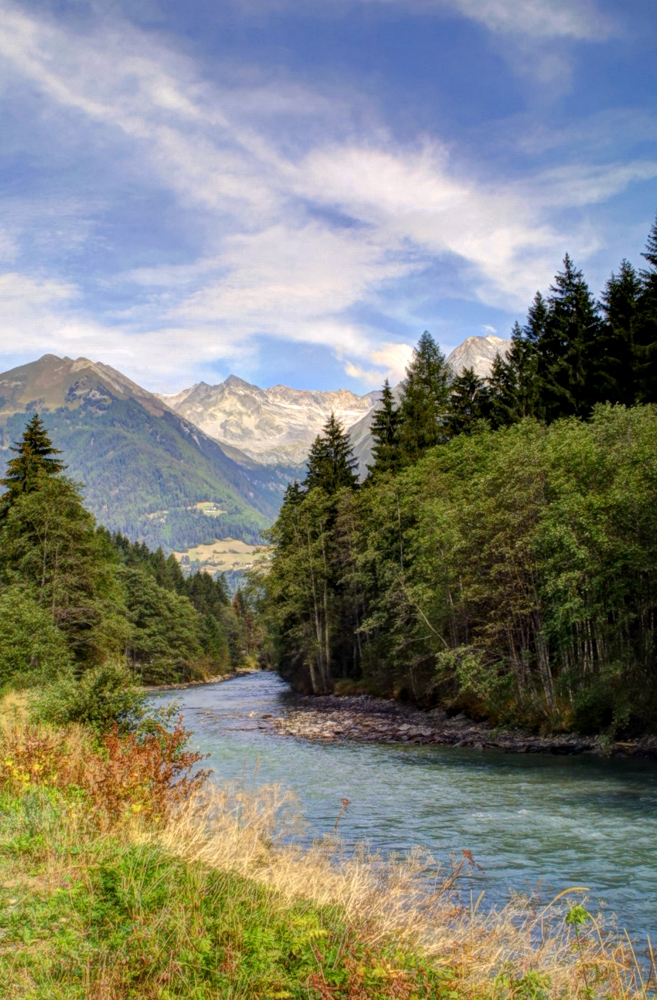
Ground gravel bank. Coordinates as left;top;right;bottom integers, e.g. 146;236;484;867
265;692;657;760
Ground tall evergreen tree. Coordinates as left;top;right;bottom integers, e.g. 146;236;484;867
446;367;489;437
398;331;451;463
303;414;359;494
367;379;402;478
635;215;657;403
0;414;65;517
599;260;642;406
487;323;542;428
536;255;603;420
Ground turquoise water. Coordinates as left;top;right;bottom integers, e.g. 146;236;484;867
150;671;657;937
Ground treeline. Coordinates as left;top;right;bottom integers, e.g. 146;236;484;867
260;217;657;737
0;416;257;689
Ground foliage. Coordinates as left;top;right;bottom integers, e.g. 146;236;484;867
263;404;657;732
30;661;150;733
0;476;129;664
0;721;207;823
0;586;72;689
0;414;247;692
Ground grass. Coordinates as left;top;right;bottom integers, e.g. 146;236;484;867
0;721;652;999
0;789;448;999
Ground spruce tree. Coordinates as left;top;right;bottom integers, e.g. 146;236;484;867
398;331;451;463
367;379;402;478
0;414;65;519
635;215;657;403
303;414;359;494
537;255;603;420
487;323;542;427
446;367;489;437
599;260;642;406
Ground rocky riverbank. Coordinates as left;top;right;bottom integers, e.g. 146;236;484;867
268;692;657;760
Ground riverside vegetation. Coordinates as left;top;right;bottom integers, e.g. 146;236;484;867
260;217;657;742
0;706;652;998
0;412;262;693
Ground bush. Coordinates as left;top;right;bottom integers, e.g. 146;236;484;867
0;586;72;689
30;661;147;734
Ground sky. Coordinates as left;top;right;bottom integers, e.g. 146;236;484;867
0;0;655;394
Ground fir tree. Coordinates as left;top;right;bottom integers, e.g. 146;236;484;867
642;213;657;272
303;414;359;494
1;414;65;514
367;379;402;478
446;367;489;437
398;331;451;463
487;323;542;427
635;215;657;403
599;260;642;406
537;255;603;420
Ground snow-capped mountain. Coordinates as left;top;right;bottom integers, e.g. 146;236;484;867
158;376;380;467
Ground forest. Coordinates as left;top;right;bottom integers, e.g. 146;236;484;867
260;217;657;739
0;416;257;703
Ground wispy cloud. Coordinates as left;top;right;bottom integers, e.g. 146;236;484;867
0;1;650;391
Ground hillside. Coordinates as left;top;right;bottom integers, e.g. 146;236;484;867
158;376;379;467
0;356;290;550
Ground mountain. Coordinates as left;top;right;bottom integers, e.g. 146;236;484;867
446;334;510;377
0;355;291;551
157;376;379;467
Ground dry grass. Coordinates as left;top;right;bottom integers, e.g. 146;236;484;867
156;782;652;1000
0;721;652;998
0;690;29;731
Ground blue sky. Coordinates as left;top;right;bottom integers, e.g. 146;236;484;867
0;0;655;393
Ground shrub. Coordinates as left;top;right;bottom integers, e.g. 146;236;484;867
30;660;147;733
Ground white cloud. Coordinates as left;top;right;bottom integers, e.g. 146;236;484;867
482;325;497;334
445;0;610;41
343;341;413;385
0;2;648;391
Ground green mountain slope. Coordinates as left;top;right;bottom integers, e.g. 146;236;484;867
0;355;289;550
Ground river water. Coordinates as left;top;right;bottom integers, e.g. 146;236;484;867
149;671;657;937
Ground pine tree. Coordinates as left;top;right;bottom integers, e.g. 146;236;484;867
642;214;657;272
487;323;542;427
303;414;359;494
398;331;451;463
446;367;489;437
537;256;603;420
367;379;402;478
0;414;65;515
635;215;657;403
599;260;642;406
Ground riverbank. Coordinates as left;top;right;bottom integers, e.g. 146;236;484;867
0;720;643;999
141;665;259;692
269;691;657;760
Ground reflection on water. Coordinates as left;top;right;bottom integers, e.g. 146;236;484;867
149;672;657;937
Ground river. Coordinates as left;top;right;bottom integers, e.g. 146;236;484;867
149;671;657;938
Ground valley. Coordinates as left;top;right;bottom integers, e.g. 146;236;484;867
0;334;508;559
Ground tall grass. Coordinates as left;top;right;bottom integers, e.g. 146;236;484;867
0;721;652;998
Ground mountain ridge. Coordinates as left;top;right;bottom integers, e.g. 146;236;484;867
0;355;290;551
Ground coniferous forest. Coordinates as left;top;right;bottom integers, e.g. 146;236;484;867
0;415;255;693
260;217;657;738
